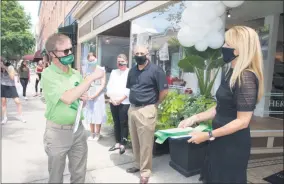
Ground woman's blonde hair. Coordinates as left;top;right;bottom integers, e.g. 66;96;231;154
117;54;128;61
225;26;264;102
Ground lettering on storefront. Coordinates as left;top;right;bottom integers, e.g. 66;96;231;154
269;100;284;108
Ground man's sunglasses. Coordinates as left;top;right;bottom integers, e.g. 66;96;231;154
54;48;73;56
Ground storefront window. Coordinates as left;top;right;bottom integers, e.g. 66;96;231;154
80;39;97;75
97;35;130;81
269;14;283;119
130;2;186;87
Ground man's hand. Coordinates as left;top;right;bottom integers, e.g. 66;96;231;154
79;92;88;102
80;92;88;107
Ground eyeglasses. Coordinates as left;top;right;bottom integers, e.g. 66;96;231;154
135;52;147;56
54;48;73;56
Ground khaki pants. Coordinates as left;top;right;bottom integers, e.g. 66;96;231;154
43;120;88;183
128;104;157;178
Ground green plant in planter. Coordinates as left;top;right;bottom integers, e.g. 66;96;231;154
157;90;190;130
106;104;114;126
169;38;225;98
181;95;216;128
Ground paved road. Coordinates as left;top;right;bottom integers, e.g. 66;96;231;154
1;74;199;183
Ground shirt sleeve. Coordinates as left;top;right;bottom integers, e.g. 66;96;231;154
155;67;169;92
41;71;68;105
234;71;259;111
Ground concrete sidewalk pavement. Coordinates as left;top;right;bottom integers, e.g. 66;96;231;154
1;74;198;183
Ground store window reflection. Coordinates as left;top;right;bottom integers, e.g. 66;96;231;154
130;2;186;87
80;39;96;76
269;14;283;119
97;36;130;81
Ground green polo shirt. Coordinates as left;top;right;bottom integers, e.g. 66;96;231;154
41;63;83;125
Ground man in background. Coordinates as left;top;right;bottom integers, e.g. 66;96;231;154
126;45;168;184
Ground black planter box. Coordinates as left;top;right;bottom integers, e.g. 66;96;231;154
169;137;208;177
153;138;169;156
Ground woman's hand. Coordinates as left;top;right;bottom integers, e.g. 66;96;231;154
178;115;199;128
188;132;209;144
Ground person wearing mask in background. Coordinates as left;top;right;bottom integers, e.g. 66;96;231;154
84;52;107;141
18;60;30;100
42;33;104;183
126;45;168;184
178;26;264;183
106;54;130;154
34;60;44;97
1;59;26;124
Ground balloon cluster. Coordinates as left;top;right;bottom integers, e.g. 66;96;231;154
177;1;244;51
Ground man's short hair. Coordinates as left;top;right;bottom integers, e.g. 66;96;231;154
45;33;71;52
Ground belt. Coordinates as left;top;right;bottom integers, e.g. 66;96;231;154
46;120;79;130
131;103;154;107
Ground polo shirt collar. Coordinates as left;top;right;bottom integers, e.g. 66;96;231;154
50;63;74;75
135;61;151;71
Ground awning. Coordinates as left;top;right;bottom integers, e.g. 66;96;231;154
34;50;43;59
22;54;34;61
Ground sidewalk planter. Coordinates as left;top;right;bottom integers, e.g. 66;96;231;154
169;136;208;177
153;138;169;156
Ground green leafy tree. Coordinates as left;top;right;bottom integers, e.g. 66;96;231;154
1;1;35;60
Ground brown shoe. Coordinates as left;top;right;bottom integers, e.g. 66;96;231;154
126;167;139;173
140;176;149;184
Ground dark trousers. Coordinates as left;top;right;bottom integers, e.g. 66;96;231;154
35;73;42;93
110;103;130;145
20;78;29;97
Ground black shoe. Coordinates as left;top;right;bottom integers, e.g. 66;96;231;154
126;167;140;173
119;146;125;154
109;145;120;151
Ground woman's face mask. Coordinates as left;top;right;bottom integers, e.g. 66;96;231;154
221;43;238;64
117;59;127;71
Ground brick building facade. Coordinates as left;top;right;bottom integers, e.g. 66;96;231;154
36;1;78;51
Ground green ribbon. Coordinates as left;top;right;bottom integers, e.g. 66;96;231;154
70;82;80;111
154;123;212;144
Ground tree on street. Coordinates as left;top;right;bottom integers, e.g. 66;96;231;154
1;1;35;60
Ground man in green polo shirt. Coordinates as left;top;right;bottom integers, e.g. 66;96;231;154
41;33;103;183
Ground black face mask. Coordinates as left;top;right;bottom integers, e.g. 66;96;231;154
134;55;147;65
221;47;238;63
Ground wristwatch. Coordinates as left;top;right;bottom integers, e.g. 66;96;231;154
208;131;215;141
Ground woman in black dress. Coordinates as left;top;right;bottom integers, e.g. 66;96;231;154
178;26;264;183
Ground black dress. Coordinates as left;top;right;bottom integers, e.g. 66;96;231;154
201;68;259;183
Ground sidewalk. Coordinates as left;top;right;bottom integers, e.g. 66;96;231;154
1;74;198;183
1;75;282;183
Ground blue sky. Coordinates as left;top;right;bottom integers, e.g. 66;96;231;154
18;1;40;34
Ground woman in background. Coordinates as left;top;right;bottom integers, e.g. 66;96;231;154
85;52;107;141
107;54;130;154
1;59;26;124
34;60;43;97
18;60;30;100
178;26;264;183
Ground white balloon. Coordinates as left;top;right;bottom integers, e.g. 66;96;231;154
206;31;225;49
222;1;244;8
210;17;224;32
214;2;226;16
181;5;217;26
195;40;208;52
177;26;195;47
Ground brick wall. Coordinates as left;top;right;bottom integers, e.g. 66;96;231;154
37;1;78;50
